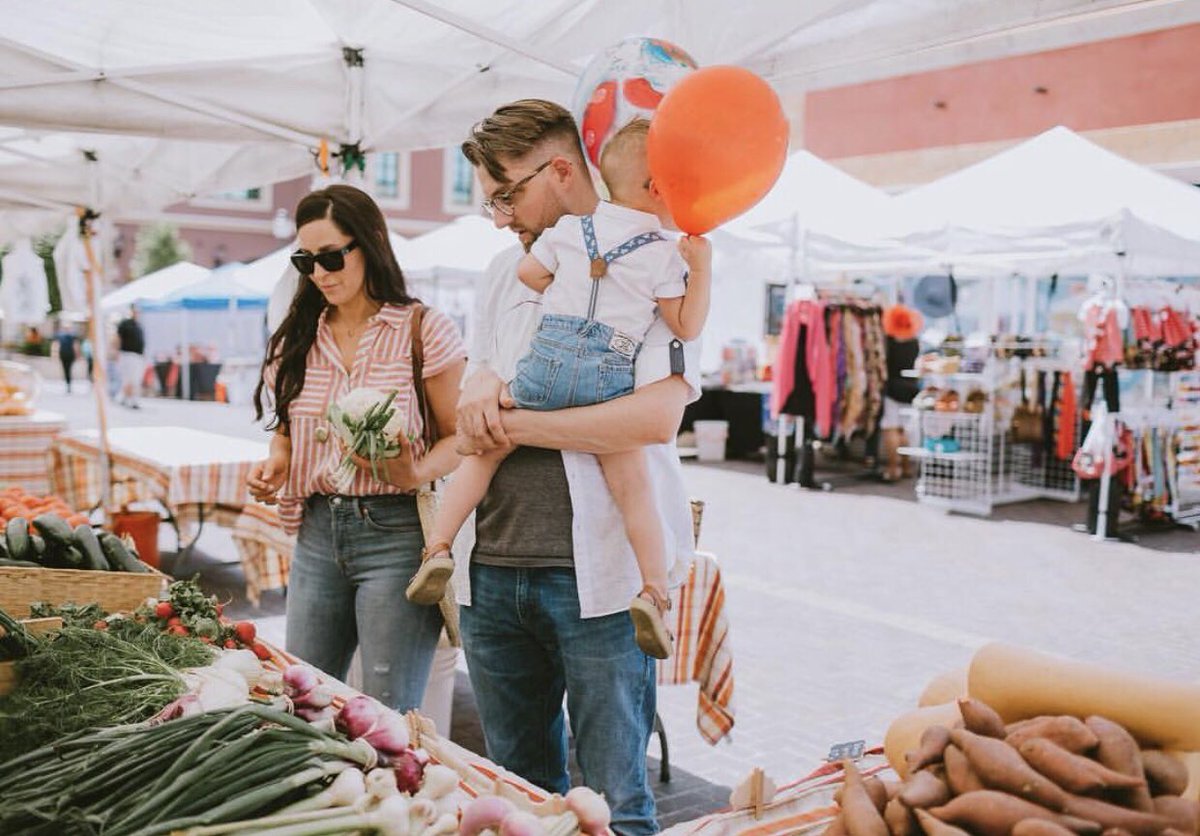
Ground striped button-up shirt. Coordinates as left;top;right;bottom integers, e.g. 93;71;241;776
268;302;465;534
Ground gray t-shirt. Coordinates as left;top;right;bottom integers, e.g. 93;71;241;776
471;446;574;568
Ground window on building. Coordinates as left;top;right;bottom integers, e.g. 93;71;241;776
375;152;400;199
443;147;478;213
211;188;262;202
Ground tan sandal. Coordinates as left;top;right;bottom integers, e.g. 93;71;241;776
629;586;675;660
406;541;454;605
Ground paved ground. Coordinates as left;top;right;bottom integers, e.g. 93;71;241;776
32;383;1200;823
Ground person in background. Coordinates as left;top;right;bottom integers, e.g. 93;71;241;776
116;307;146;409
52;321;78;393
247;184;467;714
880;303;924;482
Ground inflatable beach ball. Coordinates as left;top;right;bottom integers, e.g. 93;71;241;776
572;37;698;168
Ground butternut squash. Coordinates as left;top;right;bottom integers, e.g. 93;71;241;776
885;702;962;778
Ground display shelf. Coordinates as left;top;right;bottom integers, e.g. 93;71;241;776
898;446;986;462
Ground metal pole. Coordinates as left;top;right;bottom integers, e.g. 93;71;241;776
181;310;191;400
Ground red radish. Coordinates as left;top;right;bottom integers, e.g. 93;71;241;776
167;616;182;628
92;620;108;631
234;621;256;643
223;639;237;649
154;601;175;619
251;642;272;661
169;624;189;637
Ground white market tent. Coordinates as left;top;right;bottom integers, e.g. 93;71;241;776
2;0;1189;157
891;126;1200;277
402;215;514;283
100;261;210;311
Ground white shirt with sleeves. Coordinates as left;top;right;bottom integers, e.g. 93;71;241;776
529;201;687;340
456;243;701;619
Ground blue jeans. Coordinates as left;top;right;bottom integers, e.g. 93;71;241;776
287;494;443;712
460;563;658;835
509;314;638;410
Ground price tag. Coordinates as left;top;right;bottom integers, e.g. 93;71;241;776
827;740;866;762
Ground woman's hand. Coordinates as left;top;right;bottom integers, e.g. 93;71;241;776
351;436;426;492
247;451;290;505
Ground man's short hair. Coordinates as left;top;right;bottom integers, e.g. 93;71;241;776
461;99;587;185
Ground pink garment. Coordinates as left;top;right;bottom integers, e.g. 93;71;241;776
1083;303;1124;368
805;302;836;438
770;301;803;418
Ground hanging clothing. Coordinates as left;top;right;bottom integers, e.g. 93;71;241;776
1082;302;1124;369
1055;371;1077;462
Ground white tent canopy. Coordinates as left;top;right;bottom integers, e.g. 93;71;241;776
402;215;514;283
1;0;1186;156
891;126;1200;276
100;260;210;311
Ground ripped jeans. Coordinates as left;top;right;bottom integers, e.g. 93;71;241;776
286;494;443;711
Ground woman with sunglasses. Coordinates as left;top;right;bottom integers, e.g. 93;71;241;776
249;184;466;712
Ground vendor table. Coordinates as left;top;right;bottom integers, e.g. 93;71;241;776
0;410;67;495
48;426;289;605
681;384;771;460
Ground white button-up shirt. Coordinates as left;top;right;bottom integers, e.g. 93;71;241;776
454;245;701;618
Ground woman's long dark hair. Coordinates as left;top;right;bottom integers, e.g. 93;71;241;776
254;184;415;430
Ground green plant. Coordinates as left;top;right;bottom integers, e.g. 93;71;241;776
131;222;193;278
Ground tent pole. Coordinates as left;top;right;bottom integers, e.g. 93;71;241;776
79;211;113;519
181;309;191;401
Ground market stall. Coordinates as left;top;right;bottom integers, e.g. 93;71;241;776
47;426;289;603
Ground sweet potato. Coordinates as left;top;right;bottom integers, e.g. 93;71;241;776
914;808;971;836
959;698;1008;738
951;728;1068;810
899;771;952;810
842;760;889;836
907;725;953;774
1086;716;1155;812
928;791;1100;836
1062;794;1170;836
1019;737;1148;795
1007;716;1100;755
885;797;916;836
944;745;986;796
1142;751;1191;798
1152;796;1199;835
1012;820;1078;836
1100;830;1134;836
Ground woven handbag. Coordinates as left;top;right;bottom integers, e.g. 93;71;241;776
409;303;461;647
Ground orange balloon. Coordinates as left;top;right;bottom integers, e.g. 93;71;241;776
647;66;789;235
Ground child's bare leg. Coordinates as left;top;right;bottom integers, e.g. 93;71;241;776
406;447;510;604
598;448;674;658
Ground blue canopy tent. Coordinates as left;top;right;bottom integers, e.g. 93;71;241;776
139;263;269;399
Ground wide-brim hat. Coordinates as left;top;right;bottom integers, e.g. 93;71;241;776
913;274;958;320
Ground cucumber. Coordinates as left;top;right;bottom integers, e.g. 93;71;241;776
29;534;46;559
98;531;151;573
60;545;85;569
31;513;75;551
74;525;110;571
5;517;29;562
0;537;8;559
0;557;41;568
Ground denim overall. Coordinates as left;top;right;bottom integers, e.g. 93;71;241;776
508;215;663;410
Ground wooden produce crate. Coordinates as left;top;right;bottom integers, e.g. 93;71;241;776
0;564;168;619
0;616;62;696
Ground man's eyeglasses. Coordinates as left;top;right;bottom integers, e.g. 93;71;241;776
481;160;553;217
291;241;358;275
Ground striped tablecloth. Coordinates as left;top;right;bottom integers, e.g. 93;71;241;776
659;550;736;745
49;426;289;604
0;411;67;495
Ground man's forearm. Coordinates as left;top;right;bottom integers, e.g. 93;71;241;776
501;376;689;454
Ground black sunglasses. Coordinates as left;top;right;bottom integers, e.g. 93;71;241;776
291;240;358;275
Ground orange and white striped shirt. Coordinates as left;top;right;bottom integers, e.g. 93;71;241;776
267;303;465;534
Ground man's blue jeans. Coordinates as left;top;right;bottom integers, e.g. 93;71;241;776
287;494;444;712
461;563;658;835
